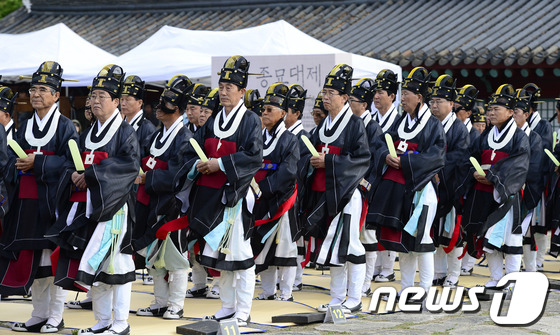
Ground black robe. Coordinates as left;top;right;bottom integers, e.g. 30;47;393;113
368;105;446;253
179;102;262;270
252;123;299;271
458;118;530;257
46;112;140;289
0;126;8;219
0;107;77;295
297;104;370;242
131;113;157;158
433;115;470;248
132;123;193;254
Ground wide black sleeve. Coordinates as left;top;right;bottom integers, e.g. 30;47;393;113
325;116;371;216
364;120;383;198
438;119;470;213
259;132;299;205
486;129;530;203
33;118;79;217
401;116;446;193
0;126;8;217
220;112;264;205
145;129;193;196
523;132;543;210
85;126;141;222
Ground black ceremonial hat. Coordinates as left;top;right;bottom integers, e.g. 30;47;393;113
219;55;250;88
324;64;353;95
455;84;478;111
202;88;221;115
287;84;307;113
488;84;516;109
244;88;264;116
121;75;145;99
432;74;456;101
402;66;430;97
31;61;64;91
374;69;399;95
0;86;17;116
161;74;193;111
263;82;290;111
187;84;210;106
91;64;125;98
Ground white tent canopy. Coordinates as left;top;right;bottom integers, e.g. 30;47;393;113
116;20;401;82
0;23;117;87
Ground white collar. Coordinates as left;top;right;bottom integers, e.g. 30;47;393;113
34;103;58;131
319;103;352;144
360;111;372;126
150;117;184;157
441;112;456;134
529;112;541;129
464;118;472;132
128;110;143;131
214;99;246;139
85;108;122;151
161;116;183;142
4;119;14;132
287;120;303;135
25;104;61;149
397;103;431;141
488;118;516;150
378;104;398;133
262;121;286;156
521;122;531;136
326;104;348;130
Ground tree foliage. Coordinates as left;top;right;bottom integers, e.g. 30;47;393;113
0;0;22;19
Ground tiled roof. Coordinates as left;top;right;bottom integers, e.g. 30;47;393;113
1;0;559;68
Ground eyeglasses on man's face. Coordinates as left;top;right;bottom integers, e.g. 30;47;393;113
29;87;51;95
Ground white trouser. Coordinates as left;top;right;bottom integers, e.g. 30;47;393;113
522;244;537;272
486;251;522;287
29;277;66;326
259;267;277;297
294;254;304;286
330;262;365;307
374;250;397;276
92;282;132;324
150;267;188;311
189;253;208;289
535;233;548;267
362;251;377;292
461;253;476;270
399;252;434;293
277;266;296;299
219;266;255;320
434;246;462;283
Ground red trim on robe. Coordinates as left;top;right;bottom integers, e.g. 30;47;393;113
311;145;341;192
1;250;34;287
382;141;418;185
136;156;168;206
156;216;189;240
474;149;509;193
68;151;110;202
196;138;237;189
19;149;54;199
254;185;297;227
254;159;271;184
443;214;462;253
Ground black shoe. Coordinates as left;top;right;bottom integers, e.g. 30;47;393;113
202;312;236;322
40;320;64;333
432;277;445;286
12;320;47;332
99;325;130;335
236;316;251;327
186;286;208;298
292;283;303;291
78;325;112;334
136;306;168;317
254;294;275;300
341;302;362;313
375;273;395;282
67;300;93;310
